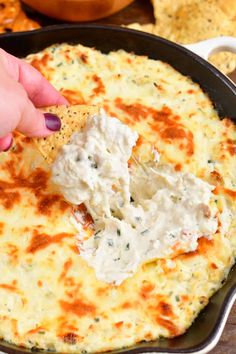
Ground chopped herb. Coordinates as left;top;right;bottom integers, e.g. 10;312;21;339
94;230;101;236
94;234;101;240
81;350;88;354
130;196;134;202
159;336;166;342
221;278;226;285
107;239;114;247
114;257;121;261
207;159;213;163
39;331;45;335
94;317;100;322
87;155;98;168
118;199;125;208
117;229;121;236
125;243;130;250
169;233;176;238
175;295;180;302
91;162;98;169
57;62;63;67
141;229;149;235
171;195;181;203
135;216;141;221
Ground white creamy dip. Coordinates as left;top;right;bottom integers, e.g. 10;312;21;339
52;110;219;285
52;110;138;218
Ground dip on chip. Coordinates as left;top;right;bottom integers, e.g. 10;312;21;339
38;107;220;285
35;105;99;163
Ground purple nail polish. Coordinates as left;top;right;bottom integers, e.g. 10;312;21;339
3;137;13;152
44;113;61;131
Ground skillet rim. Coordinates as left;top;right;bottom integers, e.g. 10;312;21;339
0;23;235;90
0;23;235;354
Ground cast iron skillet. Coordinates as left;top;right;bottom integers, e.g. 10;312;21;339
0;24;235;354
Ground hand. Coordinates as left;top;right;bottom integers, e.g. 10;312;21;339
0;48;67;152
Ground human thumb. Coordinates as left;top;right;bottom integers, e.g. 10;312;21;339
17;97;61;138
0;92;61;151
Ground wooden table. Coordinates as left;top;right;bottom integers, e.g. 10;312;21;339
21;1;236;353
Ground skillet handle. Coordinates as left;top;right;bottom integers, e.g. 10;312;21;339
183;36;236;60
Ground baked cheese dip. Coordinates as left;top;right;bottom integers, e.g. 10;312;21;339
0;43;234;353
53;110;219;285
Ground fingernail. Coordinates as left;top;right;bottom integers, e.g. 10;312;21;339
3;137;13;152
44;113;61;131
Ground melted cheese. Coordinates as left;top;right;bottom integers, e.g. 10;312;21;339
53;110;220;285
52;109;138;215
0;43;234;353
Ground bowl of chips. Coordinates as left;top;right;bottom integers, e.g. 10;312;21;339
127;0;236;75
21;0;134;22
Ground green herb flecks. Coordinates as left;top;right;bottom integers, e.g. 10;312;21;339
94;230;101;240
171;195;182;203
107;239;114;247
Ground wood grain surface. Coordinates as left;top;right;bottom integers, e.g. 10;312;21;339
17;1;236;353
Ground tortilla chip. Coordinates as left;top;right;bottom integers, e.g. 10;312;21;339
0;0;40;34
153;0;235;43
208;0;236;20
209;52;236;74
127;0;236;74
127;23;155;34
35;105;99;163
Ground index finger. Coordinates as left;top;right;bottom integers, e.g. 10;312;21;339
0;48;68;107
